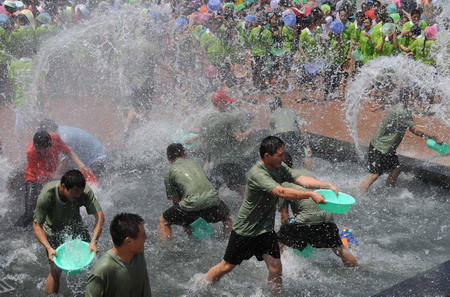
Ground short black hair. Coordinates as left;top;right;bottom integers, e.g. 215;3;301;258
110;213;144;246
60;170;86;190
411;8;422;17
33;131;52;149
39;118;58;132
269;96;282;110
17;14;30;26
284;152;293;168
167;143;185;161
260;136;284;158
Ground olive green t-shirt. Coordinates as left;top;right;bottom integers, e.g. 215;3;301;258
164;158;220;211
278;182;334;224
370;104;415;154
269;107;300;134
200;111;247;164
85;250;151;297
33;181;102;237
233;161;302;236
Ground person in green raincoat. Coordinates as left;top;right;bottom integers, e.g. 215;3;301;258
247;16;274;90
400;25;437;66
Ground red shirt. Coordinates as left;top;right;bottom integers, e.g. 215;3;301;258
25;133;72;183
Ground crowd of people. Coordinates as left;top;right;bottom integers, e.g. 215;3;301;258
0;0;447;107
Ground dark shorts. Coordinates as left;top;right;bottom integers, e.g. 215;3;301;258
277;222;342;251
367;144;400;175
223;230;280;265
275;131;306;157
210;163;247;191
163;201;230;226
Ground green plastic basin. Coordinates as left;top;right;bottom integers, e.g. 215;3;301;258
426;139;450;155
54;239;95;274
189;217;212;239
314;189;355;214
293;244;315;258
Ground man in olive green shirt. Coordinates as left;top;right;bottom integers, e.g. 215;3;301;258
206;136;339;294
268;96;312;169
278;153;358;267
199;91;255;194
358;87;444;192
33;170;104;295
159;143;232;240
85;213;152;297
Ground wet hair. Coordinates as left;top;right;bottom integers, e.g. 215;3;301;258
17;14;30;26
110;213;144;246
399;86;416;104
301;16;314;28
39;118;58;132
260;136;284;158
60;170;86;190
167;143;185;161
411;8;422;17
33;131;52;149
284;152;293;168
269;96;282;110
311;7;324;23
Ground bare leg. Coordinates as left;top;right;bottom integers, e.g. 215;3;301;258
332;245;358;267
46;263;61;294
222;215;232;237
159;216;172;240
262;253;282;295
386;167;401;187
358;173;379;192
205;260;236;283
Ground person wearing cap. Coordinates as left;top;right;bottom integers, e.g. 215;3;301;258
33;170;104;295
280;14;298;86
205;136;334;294
373;21;399;58
400;25;437;66
9;13;36;59
159;143;232;240
325;8;356;99
2;0;16;17
16;130;91;227
198;90;255;195
199;16;226;82
248;17;274;90
358;87;444;192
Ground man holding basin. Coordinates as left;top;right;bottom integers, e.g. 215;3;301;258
205;136;340;294
32;169;104;295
